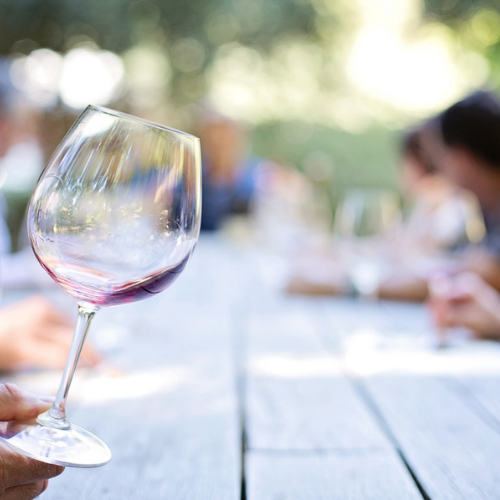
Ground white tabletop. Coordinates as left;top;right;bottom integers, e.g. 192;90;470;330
5;233;500;499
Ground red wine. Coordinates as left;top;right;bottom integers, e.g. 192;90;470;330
37;253;191;307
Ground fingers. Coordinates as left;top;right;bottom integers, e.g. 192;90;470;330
428;272;478;301
35;326;102;368
0;390;64;499
0;294;102;371
15;341;74;370
23;299;101;368
15;327;100;370
79;342;102;368
427;272;476;329
3;480;49;500
25;296;74;329
0;384;52;422
0;442;64;490
3;296;73;328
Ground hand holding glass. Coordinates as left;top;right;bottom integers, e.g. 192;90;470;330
0;106;201;467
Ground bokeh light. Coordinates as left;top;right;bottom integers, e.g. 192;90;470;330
59;47;124;109
10;49;63;107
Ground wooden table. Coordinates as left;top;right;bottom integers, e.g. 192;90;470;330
5;233;500;499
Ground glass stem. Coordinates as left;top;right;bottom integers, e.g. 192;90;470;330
37;304;98;430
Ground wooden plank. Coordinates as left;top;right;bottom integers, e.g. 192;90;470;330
245;299;391;451
243;294;426;497
323;298;500;378
321;298;500;498
450;375;500;432
246;451;422;500
379;300;434;335
364;375;500;500
246;376;390;451
24;256;242;499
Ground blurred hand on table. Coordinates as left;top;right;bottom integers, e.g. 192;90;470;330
0;296;101;372
284;253;350;297
428;272;500;340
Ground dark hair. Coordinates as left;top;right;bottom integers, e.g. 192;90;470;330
438;89;500;168
401;125;436;174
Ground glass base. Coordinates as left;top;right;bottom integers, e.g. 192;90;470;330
0;419;112;468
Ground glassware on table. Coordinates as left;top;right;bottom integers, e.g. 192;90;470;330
419;191;485;348
402;187;485;258
333;187;401;299
0;105;201;467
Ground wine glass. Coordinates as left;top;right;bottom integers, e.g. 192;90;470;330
401;187;486;271
0;105;201;467
333;188;401;298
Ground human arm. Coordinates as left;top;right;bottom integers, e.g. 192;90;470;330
460;247;500;294
0;296;101;372
427;272;500;339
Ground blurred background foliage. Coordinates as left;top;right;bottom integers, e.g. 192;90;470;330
0;0;498;240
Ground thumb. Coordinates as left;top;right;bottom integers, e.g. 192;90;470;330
0;383;52;422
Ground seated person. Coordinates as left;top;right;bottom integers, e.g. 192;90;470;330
285;124;465;300
288;90;500;302
0;81;100;373
377;121;487;302
196;114;259;231
419;90;500;294
399;127;484;256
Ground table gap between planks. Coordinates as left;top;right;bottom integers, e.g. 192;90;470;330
2;234;500;499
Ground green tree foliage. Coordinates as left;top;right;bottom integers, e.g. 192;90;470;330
0;0;325;100
423;0;500;81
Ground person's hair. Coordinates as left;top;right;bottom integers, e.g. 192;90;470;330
401;125;436;174
438;89;500;169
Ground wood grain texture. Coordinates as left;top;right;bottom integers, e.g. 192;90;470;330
245;300;391;451
6;235;500;499
455;375;500;426
246;376;390;451
364;375;500;500
37;289;241;499
246;450;422;500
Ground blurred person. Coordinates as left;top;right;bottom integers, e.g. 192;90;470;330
0;81;16;254
196;113;259;231
285;114;488;302
285;127;437;300
384;89;500;303
421;89;500;293
0;383;65;499
0;81;51;284
0;81;100;372
376;122;486;302
399;126;484;255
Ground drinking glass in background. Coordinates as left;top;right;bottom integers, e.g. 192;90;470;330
251;162;331;288
0;105;201;467
399;186;485;348
333;188;402;299
421;191;486;348
402;187;485;261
